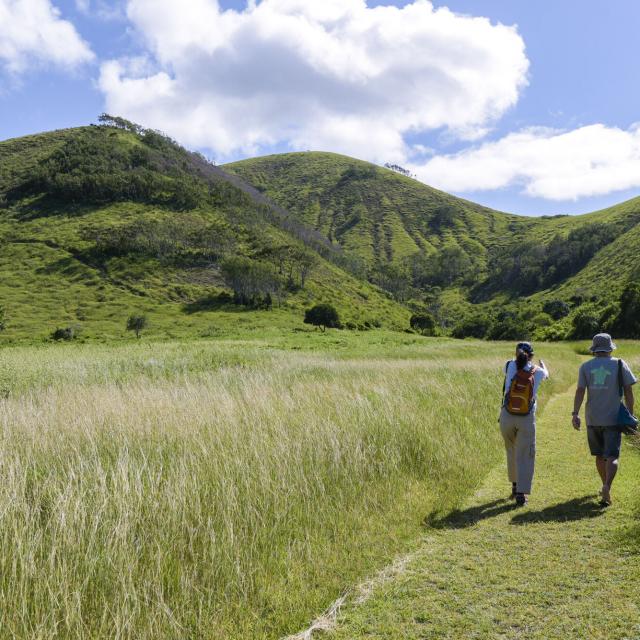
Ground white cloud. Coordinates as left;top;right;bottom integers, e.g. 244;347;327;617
98;0;528;161
414;123;640;200
74;0;126;21
0;0;94;74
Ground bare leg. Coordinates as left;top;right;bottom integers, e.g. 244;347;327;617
595;456;606;484
605;458;619;487
600;458;619;505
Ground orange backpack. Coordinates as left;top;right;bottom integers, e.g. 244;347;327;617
503;362;537;415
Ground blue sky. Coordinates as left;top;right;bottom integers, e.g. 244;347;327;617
1;0;639;216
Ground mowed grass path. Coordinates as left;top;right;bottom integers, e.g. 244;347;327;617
329;385;640;639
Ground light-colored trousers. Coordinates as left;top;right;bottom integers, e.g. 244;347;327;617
499;406;536;494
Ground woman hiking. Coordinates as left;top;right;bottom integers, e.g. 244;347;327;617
499;342;549;506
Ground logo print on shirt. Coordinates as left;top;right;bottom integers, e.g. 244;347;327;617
591;366;612;386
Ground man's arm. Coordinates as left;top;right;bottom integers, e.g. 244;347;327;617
572;386;586;430
624;384;634;415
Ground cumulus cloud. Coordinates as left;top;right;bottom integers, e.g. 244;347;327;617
0;0;94;74
99;0;528;160
414;123;640;200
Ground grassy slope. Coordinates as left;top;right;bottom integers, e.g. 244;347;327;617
226;152;640;302
0;129;410;341
328;348;640;640
3;128;640;343
226;152;519;269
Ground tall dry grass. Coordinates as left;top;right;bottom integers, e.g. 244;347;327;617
0;339;581;638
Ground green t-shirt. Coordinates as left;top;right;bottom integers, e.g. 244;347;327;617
578;356;637;426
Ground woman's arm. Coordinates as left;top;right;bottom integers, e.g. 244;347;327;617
538;359;549;378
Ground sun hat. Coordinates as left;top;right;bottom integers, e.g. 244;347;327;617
589;333;617;353
516;341;534;355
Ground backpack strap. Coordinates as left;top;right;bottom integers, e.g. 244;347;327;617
502;360;510;399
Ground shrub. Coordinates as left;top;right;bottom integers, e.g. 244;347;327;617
542;300;570;320
486;311;531;341
610;282;640;338
221;257;281;308
409;313;436;336
531;312;553;328
599;303;620;334
451;314;491;339
536;321;570;342
304;304;341;332
568;305;601;339
126;314;148;339
51;327;76;341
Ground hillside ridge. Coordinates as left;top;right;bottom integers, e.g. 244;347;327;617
226;150;640;340
0;124;409;341
2;123;640;343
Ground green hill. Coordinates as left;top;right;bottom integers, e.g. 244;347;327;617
226;152;640;339
2;123;639;344
0;124;409;342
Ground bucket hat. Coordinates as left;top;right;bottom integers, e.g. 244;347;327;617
589;333;617;353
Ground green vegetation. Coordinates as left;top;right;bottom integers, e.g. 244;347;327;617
126;313;148;338
409;312;436;336
0;126;410;342
226;152;640;341
0;333;579;638
304;303;341;331
328;347;640;639
3;123;640;344
3;122;640;639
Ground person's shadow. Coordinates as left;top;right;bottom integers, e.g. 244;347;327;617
510;495;606;525
424;498;518;530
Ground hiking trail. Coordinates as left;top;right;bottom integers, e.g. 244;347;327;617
296;386;640;639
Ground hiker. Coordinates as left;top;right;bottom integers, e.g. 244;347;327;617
500;342;549;506
571;333;636;506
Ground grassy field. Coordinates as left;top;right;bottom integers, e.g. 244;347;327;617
328;344;640;639
0;332;582;638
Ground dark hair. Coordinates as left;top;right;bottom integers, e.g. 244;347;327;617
516;349;529;370
516;341;534;355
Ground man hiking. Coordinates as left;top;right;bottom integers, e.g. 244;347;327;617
572;333;636;506
500;342;549;506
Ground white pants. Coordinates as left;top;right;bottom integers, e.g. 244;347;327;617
499;406;536;494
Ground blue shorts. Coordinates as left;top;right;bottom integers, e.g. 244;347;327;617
587;426;621;459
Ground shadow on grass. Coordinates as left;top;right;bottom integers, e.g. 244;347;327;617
423;498;517;530
510;495;605;525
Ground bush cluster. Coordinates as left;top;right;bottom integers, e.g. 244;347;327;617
51;327;77;341
445;281;640;342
